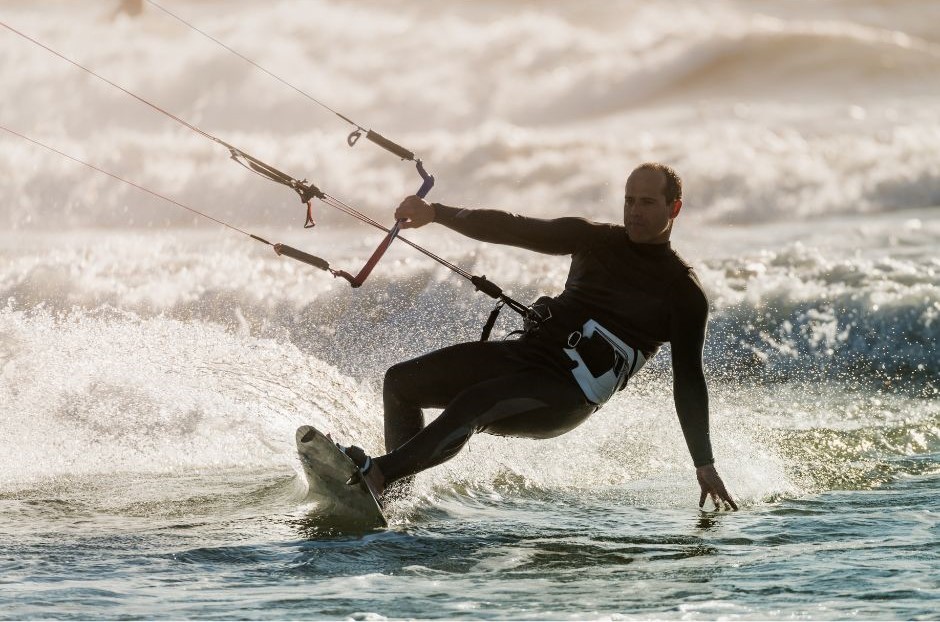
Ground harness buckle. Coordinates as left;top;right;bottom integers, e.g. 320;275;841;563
523;302;552;335
567;331;582;348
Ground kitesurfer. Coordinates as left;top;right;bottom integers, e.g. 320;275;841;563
348;162;737;511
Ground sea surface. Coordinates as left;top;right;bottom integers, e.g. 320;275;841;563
1;1;938;620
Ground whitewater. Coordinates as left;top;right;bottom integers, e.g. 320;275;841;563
0;0;938;619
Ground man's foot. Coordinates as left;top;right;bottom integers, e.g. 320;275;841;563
340;444;386;501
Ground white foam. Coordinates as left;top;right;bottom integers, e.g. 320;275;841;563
2;0;939;230
0;304;383;486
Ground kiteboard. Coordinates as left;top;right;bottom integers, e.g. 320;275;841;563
295;425;387;530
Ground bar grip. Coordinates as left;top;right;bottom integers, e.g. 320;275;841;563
274;244;331;272
366;130;414;161
337;161;434;288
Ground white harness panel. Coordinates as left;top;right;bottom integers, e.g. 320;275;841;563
563;319;646;405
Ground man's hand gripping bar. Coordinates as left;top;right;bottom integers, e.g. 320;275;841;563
333;160;434;287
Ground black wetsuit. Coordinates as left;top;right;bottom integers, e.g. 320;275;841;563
372;205;714;486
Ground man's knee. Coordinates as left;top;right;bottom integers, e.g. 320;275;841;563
383;361;425;453
383;361;415;401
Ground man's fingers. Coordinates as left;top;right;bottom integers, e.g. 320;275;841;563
397;195;417;209
397;195;423;213
700;486;739;511
713;482;738;510
698;467;739;511
721;490;739;511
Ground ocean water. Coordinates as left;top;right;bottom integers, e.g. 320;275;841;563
1;0;938;619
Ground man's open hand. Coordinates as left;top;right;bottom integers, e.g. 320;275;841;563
697;464;738;511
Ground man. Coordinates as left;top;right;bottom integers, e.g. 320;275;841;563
349;162;737;511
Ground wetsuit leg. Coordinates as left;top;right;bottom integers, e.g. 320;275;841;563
382;340;538;453
374;368;594;485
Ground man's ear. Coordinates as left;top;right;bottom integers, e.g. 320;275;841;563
670;199;683;219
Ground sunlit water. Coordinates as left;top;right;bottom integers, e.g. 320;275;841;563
2;471;936;620
1;0;939;619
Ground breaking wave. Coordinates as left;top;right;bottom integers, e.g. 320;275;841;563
2;0;940;231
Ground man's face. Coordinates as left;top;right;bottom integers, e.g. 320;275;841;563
623;168;679;244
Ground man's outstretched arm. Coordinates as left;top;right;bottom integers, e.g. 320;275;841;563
670;274;738;511
395;195;598;256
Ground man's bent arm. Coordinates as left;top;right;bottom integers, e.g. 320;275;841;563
670;275;714;467
431;203;598;256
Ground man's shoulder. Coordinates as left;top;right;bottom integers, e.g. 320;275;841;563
668;245;696;272
564;218;622;233
577;220;627;243
554;218;625;248
669;261;709;315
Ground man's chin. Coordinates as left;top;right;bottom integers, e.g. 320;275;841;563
627;229;649;243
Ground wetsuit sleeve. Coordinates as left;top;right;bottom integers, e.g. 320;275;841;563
431;203;598;255
669;272;715;467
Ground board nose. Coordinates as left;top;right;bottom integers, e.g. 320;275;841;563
296;425;316;444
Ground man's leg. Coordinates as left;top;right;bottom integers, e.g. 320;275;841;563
382;340;533;453
373;368;594;490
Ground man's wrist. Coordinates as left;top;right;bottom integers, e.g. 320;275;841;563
430;202;462;224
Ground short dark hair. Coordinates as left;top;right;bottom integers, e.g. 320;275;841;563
633;162;682;205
